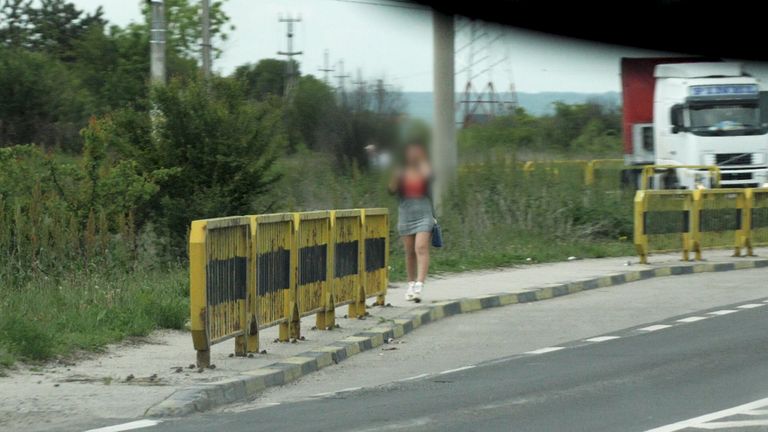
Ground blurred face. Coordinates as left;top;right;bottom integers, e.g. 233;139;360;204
404;144;426;166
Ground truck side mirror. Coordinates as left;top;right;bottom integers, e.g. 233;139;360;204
670;104;684;134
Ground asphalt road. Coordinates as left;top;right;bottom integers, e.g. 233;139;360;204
151;298;768;431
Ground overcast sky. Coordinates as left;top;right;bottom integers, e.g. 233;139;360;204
70;0;676;93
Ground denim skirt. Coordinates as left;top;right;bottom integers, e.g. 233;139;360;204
397;198;435;236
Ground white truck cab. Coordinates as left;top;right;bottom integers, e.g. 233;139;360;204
653;62;768;188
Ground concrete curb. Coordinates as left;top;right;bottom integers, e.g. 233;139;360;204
145;258;768;417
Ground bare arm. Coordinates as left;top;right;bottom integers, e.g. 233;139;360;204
388;169;400;195
418;160;432;179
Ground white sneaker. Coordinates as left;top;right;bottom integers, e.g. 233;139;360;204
404;281;416;301
412;282;423;303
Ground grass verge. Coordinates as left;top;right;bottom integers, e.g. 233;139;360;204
0;266;187;369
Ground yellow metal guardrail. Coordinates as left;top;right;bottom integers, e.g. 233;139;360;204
190;217;253;367
584;159;626;187
362;208;389;306
692;189;748;259
639;165;721;190
747;188;768;253
332;209;366;319
459;159;625;187
190;209;389;367
634;188;766;263
634;190;695;264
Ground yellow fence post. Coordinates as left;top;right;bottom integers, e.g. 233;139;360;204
633;191;648;264
316;210;337;329
745;188;754;256
523;161;534;178
189;220;210;367
690;189;702;261
736;190;749;257
245;216;259;354
350;210;368;319
584;160;595;186
288;213;301;340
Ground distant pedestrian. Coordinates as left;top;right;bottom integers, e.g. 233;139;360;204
388;142;434;302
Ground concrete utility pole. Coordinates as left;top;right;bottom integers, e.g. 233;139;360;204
334;60;350;106
201;0;212;77
432;11;457;213
278;14;302;99
318;49;335;85
375;79;386;114
150;0;166;85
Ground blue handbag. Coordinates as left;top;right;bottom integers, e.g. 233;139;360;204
431;219;443;248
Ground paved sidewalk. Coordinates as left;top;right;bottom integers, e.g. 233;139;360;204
2;249;766;431
392;248;768;307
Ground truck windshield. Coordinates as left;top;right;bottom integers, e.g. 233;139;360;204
688;103;762;135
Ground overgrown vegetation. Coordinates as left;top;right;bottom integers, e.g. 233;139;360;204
0;0;404;367
0;0;631;369
460;101;622;159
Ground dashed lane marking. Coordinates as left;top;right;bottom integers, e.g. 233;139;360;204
638;325;672;332
439;365;476;375
585;336;621;342
737;303;765;309
525;347;565;355
84;420;161;432
708;310;738;316
677;316;708;323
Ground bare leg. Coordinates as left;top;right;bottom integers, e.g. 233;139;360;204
402;234;417;282
414;231;432;283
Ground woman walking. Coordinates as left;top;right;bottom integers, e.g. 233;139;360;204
389;143;434;303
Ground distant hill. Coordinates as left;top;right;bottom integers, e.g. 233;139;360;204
401;91;621;124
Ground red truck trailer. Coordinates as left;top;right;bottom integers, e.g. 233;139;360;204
622;57;718;167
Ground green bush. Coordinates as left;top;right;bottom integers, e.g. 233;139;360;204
0;317;55;361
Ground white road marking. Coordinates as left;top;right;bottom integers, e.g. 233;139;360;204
525;347;564;355
585;336;620;342
677;316;708;323
697;420;768;429
638;325;672;332
398;373;429;382
84;420;161;432
709;309;738;315
737;303;765;309
438;365;475;375
313;391;335;397
337;387;361;393
644;396;768;432
352;417;433;431
744;409;768;416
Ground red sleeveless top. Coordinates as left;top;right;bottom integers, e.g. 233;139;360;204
400;175;429;199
